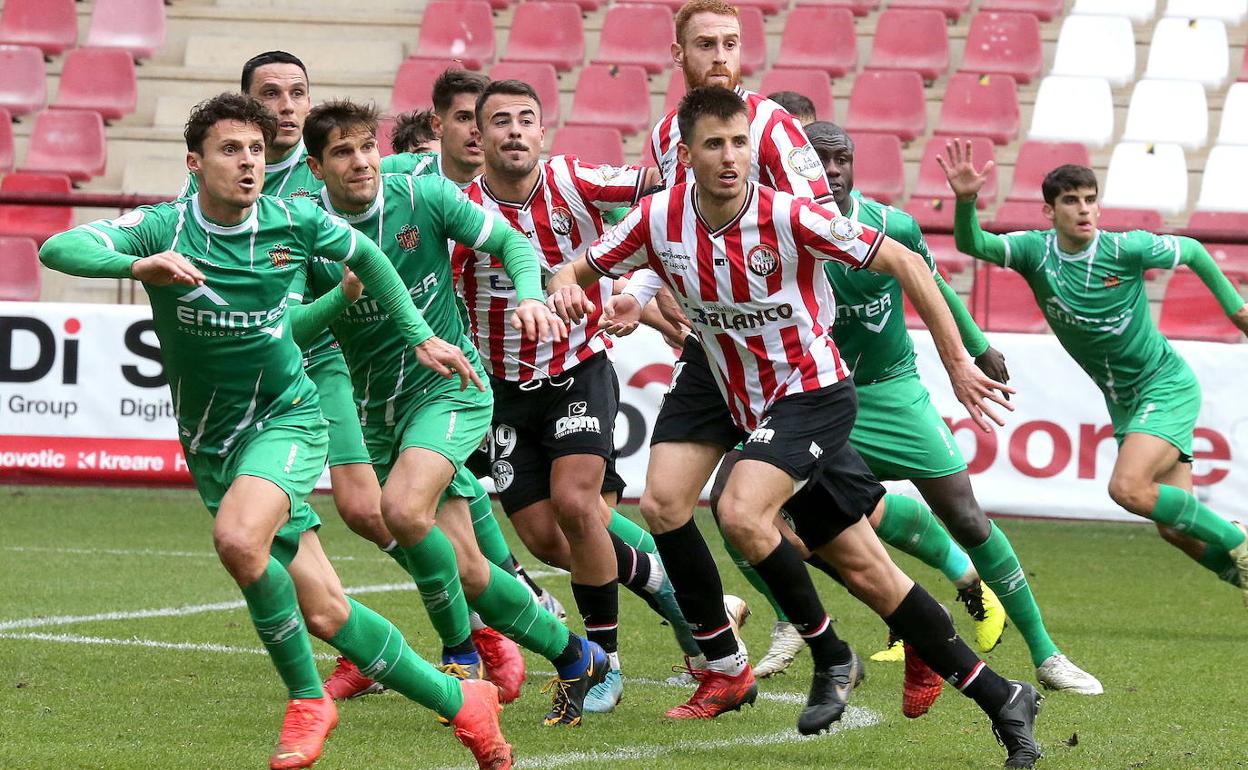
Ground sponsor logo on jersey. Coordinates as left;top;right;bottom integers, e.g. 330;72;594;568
491;459;515;491
747;245;779;277
268;244;292;268
112;209;146;229
836;293;894;332
787;145;822;181
550;207;574;236
808;441;823;459
1102;274;1121;288
175;282;287;334
829;216;860;242
289;188;315;199
554;401;600;438
396;224;421;251
689;302;794;331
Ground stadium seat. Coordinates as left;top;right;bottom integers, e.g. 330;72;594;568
1122;79;1208;149
990;200;1050;230
1029;76;1115;147
978;0;1064;20
848;132;904;204
0;110;11;175
926;234;973;274
732;0;787;15
663;71;686;115
0;236;40;301
1144;17;1229;88
617;0;683;10
972;264;1049;333
1159;270;1243;342
887;0;970;20
1008;141;1091;202
0;0;76;57
794;0;879;15
737;7;766;76
915;136;997;207
1072;0;1157;22
866;9;949;82
0;172;73;244
1242;46;1248;82
376;117;397;156
490;62;561;126
550;126;624;165
1163;0;1247;23
567;65;650;135
1204;241;1248;282
958;12;1042;84
594;5;674;75
1188;210;1248;237
391;58;461;114
1102;142;1188;215
844;71;926;142
936;73;1019;145
0;45;46;118
774;7;858;79
1098;207;1165;231
20;110;107;183
415;1;496;70
1051;15;1136;87
52;48;137;122
760;69;835;122
1196;145;1248;211
503;2;585;72
908;197;957;230
85;0;167;60
1216;82;1248;144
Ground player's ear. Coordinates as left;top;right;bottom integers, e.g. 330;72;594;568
306;154;324;181
676;141;691;168
186;152;201;175
430;112;445;140
1041;202;1055;224
671;42;683;68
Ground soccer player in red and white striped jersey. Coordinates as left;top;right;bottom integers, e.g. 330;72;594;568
548;88;1042;767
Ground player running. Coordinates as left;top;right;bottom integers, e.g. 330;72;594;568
940;140;1248;602
40;93;512;770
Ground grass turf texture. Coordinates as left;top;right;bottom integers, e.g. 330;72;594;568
1;486;1245;770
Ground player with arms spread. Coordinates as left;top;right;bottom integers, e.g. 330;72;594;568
941;142;1248;602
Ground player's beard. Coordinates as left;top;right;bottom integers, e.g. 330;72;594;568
490;142;539;179
689;65;739;92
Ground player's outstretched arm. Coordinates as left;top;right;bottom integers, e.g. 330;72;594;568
937;138;1008;267
42;227;204;286
288;268;362;348
1177;237;1248;337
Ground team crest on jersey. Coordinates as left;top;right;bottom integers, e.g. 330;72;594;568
747;244;780;277
112;209;146;229
491;460;515;491
288;188;315;199
550;207;574;236
1103;275;1121;288
268;244;292;268
787;145;822;181
396;224;421;251
829;216;860;242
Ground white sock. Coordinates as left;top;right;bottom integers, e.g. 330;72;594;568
643;553;665;593
607;651;621;671
704;645;747;676
468;612;486;631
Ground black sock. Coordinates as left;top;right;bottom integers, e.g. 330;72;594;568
752;538;850;667
551;633;583;671
512;560;544;595
884;584;1011;715
610;532;652;591
653;518;736;661
571;579;619;655
804;552;847;588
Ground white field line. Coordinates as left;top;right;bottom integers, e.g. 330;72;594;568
0;631;339;661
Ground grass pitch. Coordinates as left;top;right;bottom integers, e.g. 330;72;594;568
1;485;1245;769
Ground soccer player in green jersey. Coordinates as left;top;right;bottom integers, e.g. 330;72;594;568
390;109;440;155
940;139;1248;605
40;93;512;770
298;99;610;726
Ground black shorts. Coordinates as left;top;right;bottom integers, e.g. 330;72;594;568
478;352;621;515
650;336;741;450
781;445;884;550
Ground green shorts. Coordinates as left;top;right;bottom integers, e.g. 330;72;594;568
848;375;967;482
365;377;494;486
184;408;327;566
306;349;371;467
1105;362;1200;461
442;465;487;505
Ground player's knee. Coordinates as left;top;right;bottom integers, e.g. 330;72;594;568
212;529;268;585
640;487;694;532
380;492;435;542
942;506;990;545
302;594;350;640
550;485;601;531
457;555;492;597
716;496;763;549
1108;475;1152;514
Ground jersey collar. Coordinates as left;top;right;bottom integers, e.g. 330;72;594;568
691;181;754;238
481;165;545;211
1053;230;1100;262
437;154;474;191
319;181;384;224
267;141;307;173
191;192;259;236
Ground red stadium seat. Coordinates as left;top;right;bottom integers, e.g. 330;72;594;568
978;0;1064;20
21;110;107;183
849;132;904;204
1187;211;1248;239
936;73;1019;145
844;70;926;142
1206;241;1248;283
594;5;675;75
52;48;137;122
916;136;996;205
866;9;949;82
972;264;1049;333
490;62;561;126
485;0;516;10
0;172;74;244
1098;208;1163;232
567;65;650;135
734;0;787;14
990;200;1049;231
558;0;601;11
774;7;858;79
959;12;1042;84
663;71;686;115
1008;141;1090;202
926;235;973;275
1159;270;1243;343
0;0;77;57
391;58;462;114
416;1;496;70
887;0;970;21
85;0;166;60
377;116;397;156
1241;46;1248;82
551;126;624;166
502;2;585;73
0;45;46;118
0;109;12;175
0;235;40;300
737;7;767;76
760;69;835;122
908;197;957;230
794;0;879;15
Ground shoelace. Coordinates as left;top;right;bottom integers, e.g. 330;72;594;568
439;662;477;679
957;583;988;621
669;658;707;682
541;675;575;719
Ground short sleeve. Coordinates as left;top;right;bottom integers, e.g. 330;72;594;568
793;198;882;268
998;230;1046;273
757;110;832;202
586;203;652;278
1119;230;1182;272
566;156;645;211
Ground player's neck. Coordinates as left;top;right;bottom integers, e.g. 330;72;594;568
693;184;749;232
196;191;252;227
442;154;482;187
483;164;541;205
1055;229;1096;254
326;190;376;218
265;142;300;166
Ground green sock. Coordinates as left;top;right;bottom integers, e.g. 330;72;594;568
397;527;472;648
241;558;323;699
382;541;409;572
721;530;788;622
967;523;1058;667
470;563;571;660
608;509;656;553
1197;546;1243;586
329;598;463;720
467;477;512;570
875;494;974;585
1152;485;1247;552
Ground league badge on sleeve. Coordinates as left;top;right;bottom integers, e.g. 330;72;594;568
787;145;823;181
829;216;862;242
111;209;146;229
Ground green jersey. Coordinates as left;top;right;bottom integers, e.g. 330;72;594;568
380;151;440;177
178;141;323;201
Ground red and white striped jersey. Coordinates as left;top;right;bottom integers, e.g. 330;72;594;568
454;155;646;381
586;182;882;430
650;87;832;203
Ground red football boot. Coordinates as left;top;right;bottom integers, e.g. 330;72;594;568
323;657;385;701
902;642;944;718
472;626;525;704
451;679;514;770
665;664;758;719
269;696;338;769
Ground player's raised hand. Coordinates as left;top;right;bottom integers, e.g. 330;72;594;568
948;354;1015;432
602;294;643;336
341;266;364;303
415;336;486;391
546;285;595;325
513;298;567;343
1230;304;1248;338
130;251;205;287
935;138;995;203
974;346;1011;399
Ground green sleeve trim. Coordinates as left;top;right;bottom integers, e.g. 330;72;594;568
936;271;989;356
1179;237;1245;316
481;219;544;303
39;229;139;279
346;241;434;346
953;198;1008;267
289;286;351;348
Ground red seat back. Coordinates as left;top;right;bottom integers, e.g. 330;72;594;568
567;64;650;135
416;0;496;70
979;0;1065;21
0;0;77;56
844;70;926;142
0;45;46;117
53;48;138;122
0;108;12;175
1009;141;1090;202
849;132;904;204
775;7;857;78
594;5;674;75
915;135;997;205
86;0;166;59
760;69;835;123
490;62;562;126
391;59;462;114
503;3;585;72
551;126;624;166
936;73;1019;144
887;0;970;21
1098;208;1163;232
737;7;767;76
0;235;40;300
21;110;107;183
867;9;949;81
1159;270;1243;343
960;12;1042;84
0;172;74;244
972;264;1049;333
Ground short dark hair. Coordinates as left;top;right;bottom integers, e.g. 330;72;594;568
803;121;853;167
390;109;437;153
677;86;748;146
240;51;308;93
303;99;380;160
768;91;817;122
185;93;277;154
474;79;542;128
432;68;490;115
1041;164;1099;206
